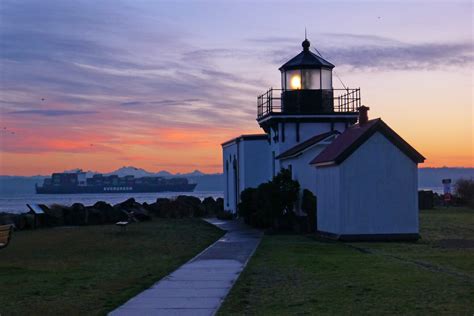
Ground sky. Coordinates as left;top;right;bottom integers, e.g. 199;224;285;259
0;0;472;176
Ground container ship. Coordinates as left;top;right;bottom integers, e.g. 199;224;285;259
36;172;197;194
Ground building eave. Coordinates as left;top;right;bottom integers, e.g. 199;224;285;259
221;134;268;148
276;132;338;160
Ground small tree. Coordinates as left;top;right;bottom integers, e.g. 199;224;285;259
301;189;317;232
238;168;300;229
273;168;300;215
238;188;258;224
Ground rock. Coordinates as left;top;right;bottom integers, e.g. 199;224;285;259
86;207;106;225
153;198;172;217
176;195;204;217
43;204;66;226
116;198;140;209
145;198;174;218
202;197;219;216
114;198;151;222
0;212;17;226
216;197;224;212
69;203;87;225
16;214;35;230
93;201;123;223
133;208;152;222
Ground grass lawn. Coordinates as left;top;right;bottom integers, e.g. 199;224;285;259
0;218;224;315
219;207;474;315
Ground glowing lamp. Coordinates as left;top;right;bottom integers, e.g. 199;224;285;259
290;75;301;90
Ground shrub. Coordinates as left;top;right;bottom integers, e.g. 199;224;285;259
202;197;219;216
216;197;224;212
455;179;474;208
301;189;317;232
238;188;258;224
239;169;300;230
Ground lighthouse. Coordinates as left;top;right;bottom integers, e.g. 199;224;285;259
257;38;361;177
222;37;424;241
223;38;361;213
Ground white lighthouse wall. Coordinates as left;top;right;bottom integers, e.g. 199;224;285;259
223;138;271;214
280;143;329;215
269;121;348;176
316;131;419;236
242;139;271;189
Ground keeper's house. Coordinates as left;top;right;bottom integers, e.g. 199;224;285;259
222;38;425;240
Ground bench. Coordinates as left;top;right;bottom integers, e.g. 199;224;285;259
0;225;13;249
115;221;129;232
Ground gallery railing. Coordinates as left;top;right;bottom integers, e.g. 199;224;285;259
257;88;361;119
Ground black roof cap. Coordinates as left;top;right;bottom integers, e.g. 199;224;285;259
279;39;335;71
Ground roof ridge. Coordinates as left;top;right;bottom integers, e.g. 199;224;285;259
276;130;338;160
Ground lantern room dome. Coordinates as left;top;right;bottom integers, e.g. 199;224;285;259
279;39;335;71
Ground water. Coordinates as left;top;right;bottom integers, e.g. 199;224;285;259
0;191;223;214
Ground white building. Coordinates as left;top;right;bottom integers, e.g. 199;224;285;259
222;134;270;212
222;38;424;240
311;114;425;240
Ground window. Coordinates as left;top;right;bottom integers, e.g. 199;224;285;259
302;69;321;89
321;68;332;89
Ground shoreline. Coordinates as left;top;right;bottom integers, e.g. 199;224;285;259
0;191;224;214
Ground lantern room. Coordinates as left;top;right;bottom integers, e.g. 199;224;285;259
257;38;361;121
280;39;334;91
279;38;335;113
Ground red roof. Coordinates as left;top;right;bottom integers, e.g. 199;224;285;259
310;119;425;166
276;131;338;160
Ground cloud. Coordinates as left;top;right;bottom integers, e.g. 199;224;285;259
8;109;98;116
325;40;473;71
261;33;473;71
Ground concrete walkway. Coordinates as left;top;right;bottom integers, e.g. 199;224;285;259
110;219;262;316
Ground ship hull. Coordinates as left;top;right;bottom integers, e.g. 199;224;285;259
36;183;197;194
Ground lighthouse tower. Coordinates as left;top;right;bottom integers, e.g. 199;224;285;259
222;38;362;213
257;38;360;175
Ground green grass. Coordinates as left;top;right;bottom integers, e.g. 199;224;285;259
219;207;474;315
0;218;224;316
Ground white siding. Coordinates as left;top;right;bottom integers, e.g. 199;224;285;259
223;138;271;213
315;166;341;233
280;144;329;215
243;140;271;188
316;131;419;236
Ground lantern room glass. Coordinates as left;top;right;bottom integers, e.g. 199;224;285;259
283;68;330;90
321;68;332;89
302;69;320;89
285;70;301;90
